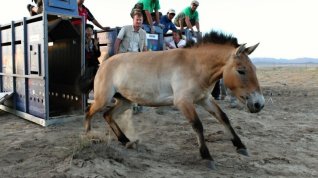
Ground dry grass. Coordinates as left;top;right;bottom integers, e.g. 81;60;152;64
257;66;318;88
257;66;318;97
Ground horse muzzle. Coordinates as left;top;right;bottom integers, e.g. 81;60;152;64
246;92;265;113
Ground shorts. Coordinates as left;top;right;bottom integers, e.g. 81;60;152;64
174;14;196;27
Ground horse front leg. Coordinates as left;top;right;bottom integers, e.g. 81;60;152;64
175;99;216;169
198;97;248;156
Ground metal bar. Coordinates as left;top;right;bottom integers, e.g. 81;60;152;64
23;17;30;112
0;24;3;91
0;104;83;126
43;12;49;121
11;21;17;110
80;16;86;112
0;72;45;79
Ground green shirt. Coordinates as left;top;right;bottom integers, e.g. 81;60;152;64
138;0;160;12
182;6;199;22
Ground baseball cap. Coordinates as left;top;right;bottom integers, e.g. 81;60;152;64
167;9;175;14
191;0;199;6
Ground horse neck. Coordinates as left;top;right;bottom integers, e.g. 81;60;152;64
192;44;233;85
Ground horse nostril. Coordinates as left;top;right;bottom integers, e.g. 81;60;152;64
254;102;261;110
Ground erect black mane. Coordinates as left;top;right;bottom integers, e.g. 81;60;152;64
185;30;239;48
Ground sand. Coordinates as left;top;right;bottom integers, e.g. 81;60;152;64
0;66;317;178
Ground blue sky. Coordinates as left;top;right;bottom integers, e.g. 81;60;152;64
1;0;317;59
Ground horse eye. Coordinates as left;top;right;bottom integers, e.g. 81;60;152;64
237;70;246;75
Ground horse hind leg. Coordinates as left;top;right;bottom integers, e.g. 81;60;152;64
84;93;114;133
103;97;132;146
84;104;95;133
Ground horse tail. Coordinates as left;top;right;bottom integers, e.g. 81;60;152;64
77;66;97;94
78;76;93;94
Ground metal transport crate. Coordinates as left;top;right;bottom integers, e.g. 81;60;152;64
0;0;84;126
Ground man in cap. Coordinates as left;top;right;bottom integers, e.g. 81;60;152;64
174;0;200;32
160;8;178;34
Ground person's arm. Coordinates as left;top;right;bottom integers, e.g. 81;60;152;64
144;10;155;33
185;16;194;31
86;7;110;31
155;10;160;25
195;21;200;32
114;38;122;54
93;38;101;57
92;19;110;31
142;45;148;52
171;22;177;32
179;19;184;32
114;27;126;54
142;32;147;51
166;41;175;49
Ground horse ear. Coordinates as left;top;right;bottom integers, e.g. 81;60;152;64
245;43;260;55
235;43;246;56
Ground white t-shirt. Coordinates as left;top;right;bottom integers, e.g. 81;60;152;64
167;39;186;49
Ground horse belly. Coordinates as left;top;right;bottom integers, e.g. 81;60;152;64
115;82;174;106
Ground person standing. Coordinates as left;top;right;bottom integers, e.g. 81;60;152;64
79;24;101;95
85;24;101;77
114;11;147;114
160;9;177;34
174;0;200;33
114;11;147;54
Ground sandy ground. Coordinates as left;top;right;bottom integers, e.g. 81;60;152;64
0;66;318;178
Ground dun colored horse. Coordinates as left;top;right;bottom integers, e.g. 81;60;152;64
84;30;265;169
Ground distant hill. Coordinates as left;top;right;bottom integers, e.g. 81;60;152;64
252;58;318;64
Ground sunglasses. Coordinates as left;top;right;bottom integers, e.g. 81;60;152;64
192;4;198;7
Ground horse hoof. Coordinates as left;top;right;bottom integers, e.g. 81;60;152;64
206;160;217;170
125;139;139;149
84;130;90;135
237;148;249;156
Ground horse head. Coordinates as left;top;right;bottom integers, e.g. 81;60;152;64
223;43;265;113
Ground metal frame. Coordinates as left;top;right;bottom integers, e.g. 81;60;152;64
0;0;85;126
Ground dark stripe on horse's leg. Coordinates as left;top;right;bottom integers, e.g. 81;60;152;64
103;109;130;145
192;118;213;160
219;111;248;155
84;105;93;133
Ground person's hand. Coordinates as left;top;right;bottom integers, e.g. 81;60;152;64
190;29;195;36
94;37;99;47
158;23;165;29
165;42;171;48
102;26;111;31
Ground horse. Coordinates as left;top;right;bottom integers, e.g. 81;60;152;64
83;30;265;169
